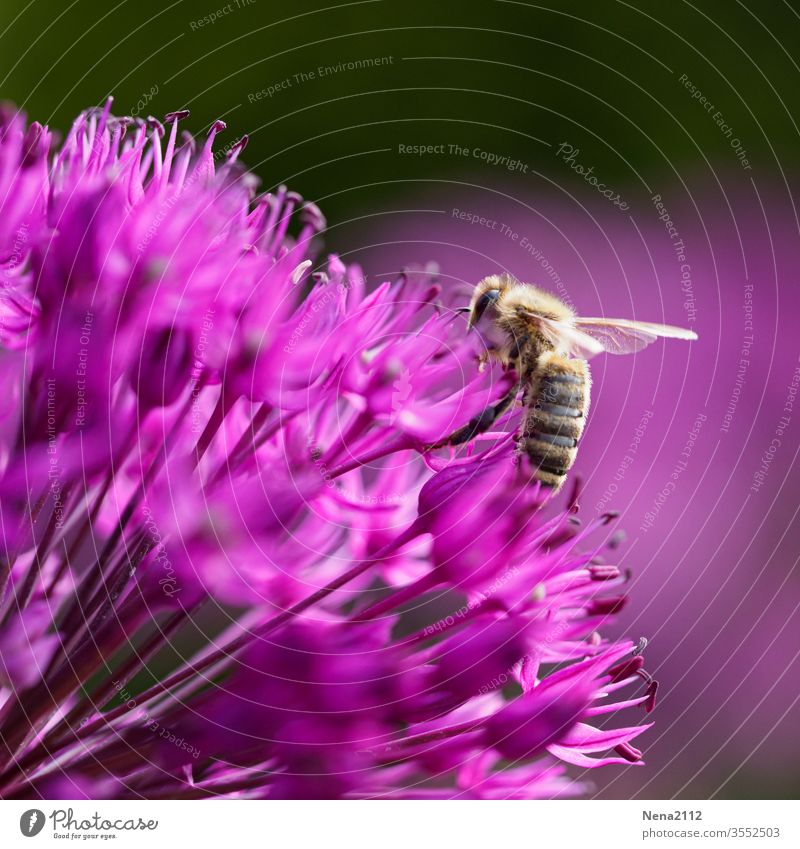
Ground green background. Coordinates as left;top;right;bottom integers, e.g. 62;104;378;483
3;0;798;232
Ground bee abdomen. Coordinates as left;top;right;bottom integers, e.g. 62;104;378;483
518;354;591;491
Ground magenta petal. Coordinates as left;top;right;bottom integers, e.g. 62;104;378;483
557;721;654;753
547;745;645;768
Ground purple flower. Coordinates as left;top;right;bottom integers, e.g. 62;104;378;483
0;101;655;799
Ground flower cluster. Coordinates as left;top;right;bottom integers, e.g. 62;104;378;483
0;100;655;799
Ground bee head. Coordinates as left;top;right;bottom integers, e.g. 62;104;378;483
467;275;511;330
468;288;501;329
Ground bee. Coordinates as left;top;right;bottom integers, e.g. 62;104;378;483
434;275;698;492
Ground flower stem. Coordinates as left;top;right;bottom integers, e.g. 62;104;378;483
371;717;485;761
0;483;73;626
352;570;439;621
327;437;415;480
0;490;47;605
190;388;228;465
58;525;421;745
1;604;200;783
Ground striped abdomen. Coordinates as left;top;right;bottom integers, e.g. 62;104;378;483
518;353;591;492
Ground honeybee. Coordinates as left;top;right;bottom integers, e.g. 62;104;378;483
435;275;698;492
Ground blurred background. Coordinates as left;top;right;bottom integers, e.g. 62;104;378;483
1;0;798;799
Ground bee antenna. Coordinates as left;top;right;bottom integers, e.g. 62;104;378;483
439;308;471;327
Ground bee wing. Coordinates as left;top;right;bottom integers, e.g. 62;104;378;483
536;316;606;360
572;317;698;356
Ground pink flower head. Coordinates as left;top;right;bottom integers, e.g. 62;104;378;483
0;101;655;800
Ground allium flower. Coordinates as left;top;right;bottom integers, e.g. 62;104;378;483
0;100;654;799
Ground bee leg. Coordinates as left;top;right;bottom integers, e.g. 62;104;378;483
427;381;521;449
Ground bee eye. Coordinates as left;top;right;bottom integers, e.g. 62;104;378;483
471;289;501;324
